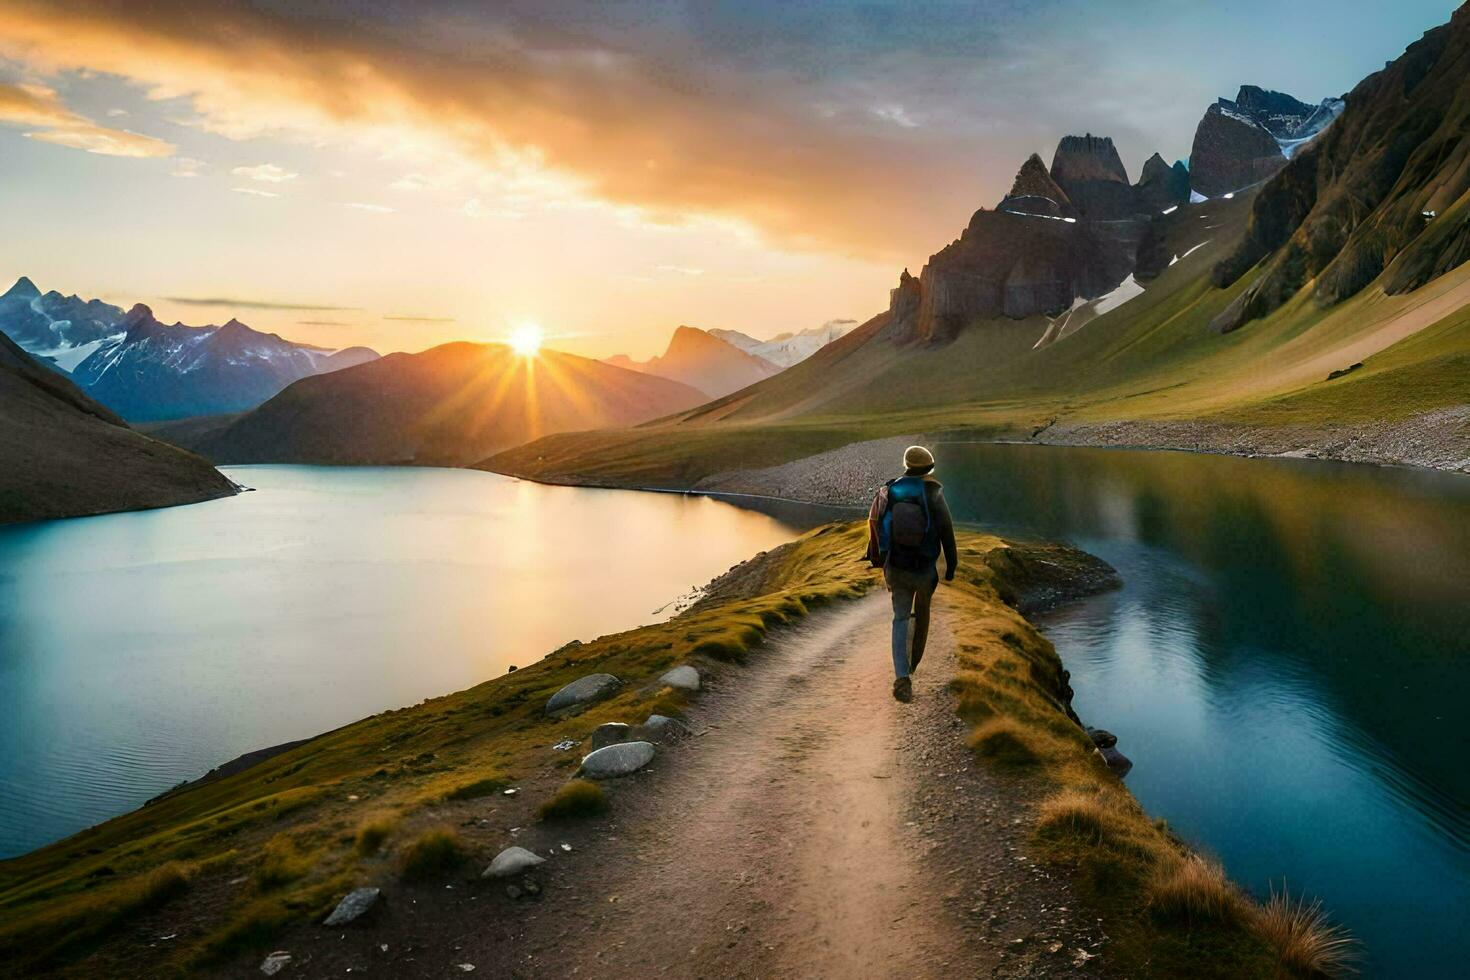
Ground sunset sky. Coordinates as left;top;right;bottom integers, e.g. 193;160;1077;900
0;0;1456;359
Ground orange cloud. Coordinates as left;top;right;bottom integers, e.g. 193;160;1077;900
0;0;985;259
0;79;174;156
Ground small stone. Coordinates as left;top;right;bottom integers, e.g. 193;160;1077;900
580;741;656;779
637;714;691;743
590;722;632;750
523;879;541;896
457;965;476;973
483;846;546;878
659;665;701;691
545;673;622;714
505;884;523;899
260;951;292;976
323;887;380;927
507;665;517;672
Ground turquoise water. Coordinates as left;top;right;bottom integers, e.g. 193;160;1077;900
0;466;828;858
931;443;1469;979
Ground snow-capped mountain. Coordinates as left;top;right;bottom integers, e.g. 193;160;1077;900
71;304;379;421
0;276;126;370
708;319;857;368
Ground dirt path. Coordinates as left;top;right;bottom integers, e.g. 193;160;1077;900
262;595;1105;978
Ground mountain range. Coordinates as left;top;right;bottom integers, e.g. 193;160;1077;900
485;6;1470;485
161;341;707;465
604;325;781;398
0;278;380;421
709;320;858;368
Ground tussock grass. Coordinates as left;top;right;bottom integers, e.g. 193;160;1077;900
444;776;508;801
538;779;608;821
397;828;464;881
966;718;1043;766
353;814;398;856
1256;884;1359;978
0;860;194;969
255;835;314;891
1147;855;1250;928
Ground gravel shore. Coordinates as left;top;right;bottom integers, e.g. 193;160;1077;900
691;409;1467;505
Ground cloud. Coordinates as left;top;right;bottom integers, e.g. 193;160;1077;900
390;173;429;191
170;156;205;177
231;186;279;197
383;314;455;322
105;107;126;117
0;2;1006;258
656;265;704;276
165;296;355;311
0;80;174;157
340;202;394;213
871;104;920;128
231;162;297;182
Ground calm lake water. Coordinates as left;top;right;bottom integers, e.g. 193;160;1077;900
2;450;1465;976
932;443;1470;980
0;466;833;858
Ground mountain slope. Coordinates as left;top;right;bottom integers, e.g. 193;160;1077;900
180;342;708;465
604;325;780;397
0;331;235;524
1212;4;1470;332
71;304;379;421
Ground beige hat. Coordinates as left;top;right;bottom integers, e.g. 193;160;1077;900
903;445;935;473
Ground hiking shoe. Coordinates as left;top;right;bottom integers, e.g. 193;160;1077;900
892;676;912;703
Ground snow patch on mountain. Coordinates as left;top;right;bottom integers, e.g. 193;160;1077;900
708;319;856;368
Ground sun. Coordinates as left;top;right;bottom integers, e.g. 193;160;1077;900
508;322;543;356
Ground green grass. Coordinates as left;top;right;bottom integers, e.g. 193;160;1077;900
483;198;1467;490
537;779;609;821
353;813;398;856
443;776;509;801
397;829;464;881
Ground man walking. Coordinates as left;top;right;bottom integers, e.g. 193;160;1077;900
866;445;958;702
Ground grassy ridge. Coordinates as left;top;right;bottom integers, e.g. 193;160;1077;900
0;524;1345;977
940;543;1352;977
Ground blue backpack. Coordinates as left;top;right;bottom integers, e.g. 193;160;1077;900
879;476;939;570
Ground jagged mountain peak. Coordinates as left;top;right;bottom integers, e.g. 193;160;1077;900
1001;154;1076;218
5;276;40;299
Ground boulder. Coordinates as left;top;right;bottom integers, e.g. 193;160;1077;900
545;673;621;715
1098;745;1133;776
1085;727;1118;749
483;846;546;879
580;741;656;779
659;665;701;691
322;886;381;927
590;722;633;750
637;714;691;743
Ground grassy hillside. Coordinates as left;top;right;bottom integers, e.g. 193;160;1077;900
0;523;1345;977
485;192;1468;487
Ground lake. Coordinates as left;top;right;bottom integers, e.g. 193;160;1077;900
0;465;834;858
931;442;1469;980
1;449;1465;976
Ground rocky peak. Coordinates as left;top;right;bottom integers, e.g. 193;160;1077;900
4;276;40;299
1050;134;1129;187
1228;85;1318;138
119;303;171;343
1189;105;1286;197
1134;152;1191;211
999;154;1076;218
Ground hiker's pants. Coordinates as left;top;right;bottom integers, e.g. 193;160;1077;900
885;563;938;679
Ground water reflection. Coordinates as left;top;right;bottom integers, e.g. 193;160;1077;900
930;443;1470;978
0;466;829;858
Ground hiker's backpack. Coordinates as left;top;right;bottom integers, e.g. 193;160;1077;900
879;476;938;570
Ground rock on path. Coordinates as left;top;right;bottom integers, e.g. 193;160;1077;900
579;740;655;779
545;673;621;714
